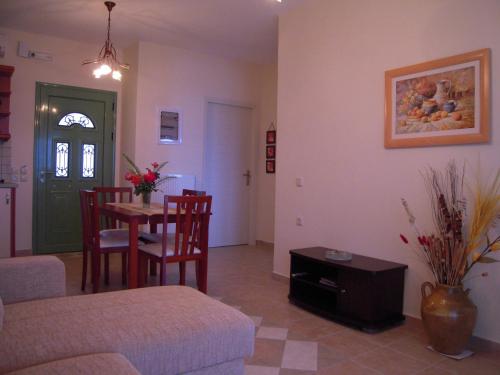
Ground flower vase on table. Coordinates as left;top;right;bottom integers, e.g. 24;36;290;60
123;154;172;208
141;191;152;209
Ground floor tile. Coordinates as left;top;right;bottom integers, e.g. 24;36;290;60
316;343;347;370
317;329;376;360
433;354;500;375
257;326;288;340
317;359;380;374
279;369;316;375
281;340;318;371
415;366;455;375
249;315;263;327
245;365;280;375
388;335;448;365
287;316;345;341
343;324;412;347
246;338;286;367
353;346;429;375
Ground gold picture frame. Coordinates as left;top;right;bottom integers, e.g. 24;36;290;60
384;49;490;148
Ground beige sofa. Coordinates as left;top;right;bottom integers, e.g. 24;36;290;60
0;256;254;375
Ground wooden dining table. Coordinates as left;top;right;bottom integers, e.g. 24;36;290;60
99;202;176;289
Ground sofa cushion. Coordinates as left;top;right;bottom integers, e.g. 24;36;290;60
0;256;65;304
0;286;254;375
5;353;140;375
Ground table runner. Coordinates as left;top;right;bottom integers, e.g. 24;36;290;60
106;202;170;216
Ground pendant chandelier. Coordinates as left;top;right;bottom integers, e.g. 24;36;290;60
82;1;129;81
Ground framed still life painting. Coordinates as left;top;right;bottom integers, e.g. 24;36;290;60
384;49;490;148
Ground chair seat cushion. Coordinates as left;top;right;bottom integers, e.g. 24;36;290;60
139;241;201;258
0;286;254;375
99;229;145;249
5;353;140;375
100;228;129;238
139;232;162;243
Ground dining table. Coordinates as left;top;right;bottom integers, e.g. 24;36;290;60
99;202;176;289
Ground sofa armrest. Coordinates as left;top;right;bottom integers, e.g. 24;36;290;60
0;256;66;304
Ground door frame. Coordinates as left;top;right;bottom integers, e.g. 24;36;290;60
202;97;258;246
32;82;117;254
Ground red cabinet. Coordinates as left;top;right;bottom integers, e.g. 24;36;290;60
0;65;14;141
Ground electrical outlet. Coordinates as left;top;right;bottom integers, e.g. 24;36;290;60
296;217;304;226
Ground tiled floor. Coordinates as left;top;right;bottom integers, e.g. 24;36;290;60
57;245;500;375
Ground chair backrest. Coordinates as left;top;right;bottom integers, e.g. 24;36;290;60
79;189;101;250
94;187;132;229
162;195;212;258
182;189;206;196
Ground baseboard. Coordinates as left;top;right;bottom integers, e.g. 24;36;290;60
272;271;289;283
15;249;33;256
256;240;274;249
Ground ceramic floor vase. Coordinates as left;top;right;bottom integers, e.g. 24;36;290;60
421;282;477;355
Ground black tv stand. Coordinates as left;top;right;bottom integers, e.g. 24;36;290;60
289;247;408;332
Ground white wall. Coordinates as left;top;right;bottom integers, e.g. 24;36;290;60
120;42;140;184
0;27;123;252
275;0;500;343
126;41;276;242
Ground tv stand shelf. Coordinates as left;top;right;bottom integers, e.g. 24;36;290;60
289;247;408;332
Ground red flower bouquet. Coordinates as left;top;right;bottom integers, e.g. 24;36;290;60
123;154;171;207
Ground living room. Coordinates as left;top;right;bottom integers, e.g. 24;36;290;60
1;0;499;374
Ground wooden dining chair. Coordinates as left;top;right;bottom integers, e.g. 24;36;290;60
138;195;212;293
93;187;133;286
80;189;134;293
141;189;208;279
141;189;207;244
182;189;206;196
178;189;206;280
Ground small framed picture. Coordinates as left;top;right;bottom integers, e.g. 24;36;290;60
266;145;276;159
158;108;182;145
266;160;275;174
266;130;276;144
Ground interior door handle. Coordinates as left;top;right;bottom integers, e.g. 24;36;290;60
243;170;251;186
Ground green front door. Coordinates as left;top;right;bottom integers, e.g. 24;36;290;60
33;83;116;254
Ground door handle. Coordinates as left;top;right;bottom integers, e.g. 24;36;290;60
40;170;55;183
243;170;251;186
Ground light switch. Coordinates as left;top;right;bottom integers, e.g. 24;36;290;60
295;177;304;187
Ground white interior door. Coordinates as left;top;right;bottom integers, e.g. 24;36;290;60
205;102;253;247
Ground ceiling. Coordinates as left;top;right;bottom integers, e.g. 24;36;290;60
0;0;306;64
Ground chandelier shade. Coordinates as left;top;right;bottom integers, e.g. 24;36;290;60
82;1;129;81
